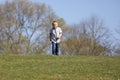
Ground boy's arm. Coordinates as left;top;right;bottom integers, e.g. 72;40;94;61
59;31;62;38
50;33;51;41
57;28;62;39
49;29;52;41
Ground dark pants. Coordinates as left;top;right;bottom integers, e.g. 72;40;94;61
51;42;60;55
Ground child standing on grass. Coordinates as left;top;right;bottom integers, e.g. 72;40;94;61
49;21;62;55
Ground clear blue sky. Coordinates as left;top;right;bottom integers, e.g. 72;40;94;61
32;0;120;28
0;0;120;28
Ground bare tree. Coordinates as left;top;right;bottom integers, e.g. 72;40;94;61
62;16;110;56
0;0;59;54
114;24;120;55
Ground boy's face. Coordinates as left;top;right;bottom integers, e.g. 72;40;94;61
52;22;58;28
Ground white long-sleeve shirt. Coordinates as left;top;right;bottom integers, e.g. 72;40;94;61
50;27;62;43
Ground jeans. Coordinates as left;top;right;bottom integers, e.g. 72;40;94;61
51;42;60;55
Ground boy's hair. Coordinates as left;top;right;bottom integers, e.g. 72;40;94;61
52;21;57;25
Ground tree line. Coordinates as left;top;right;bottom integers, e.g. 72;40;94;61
0;0;119;56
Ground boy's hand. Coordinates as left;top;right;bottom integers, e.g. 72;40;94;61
57;35;60;39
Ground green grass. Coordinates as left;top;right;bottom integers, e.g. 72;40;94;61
0;54;120;80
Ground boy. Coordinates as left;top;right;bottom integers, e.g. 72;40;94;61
49;21;62;55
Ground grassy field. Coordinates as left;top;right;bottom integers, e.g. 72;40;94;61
0;54;120;80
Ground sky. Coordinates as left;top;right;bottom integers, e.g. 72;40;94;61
0;0;120;29
32;0;120;28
